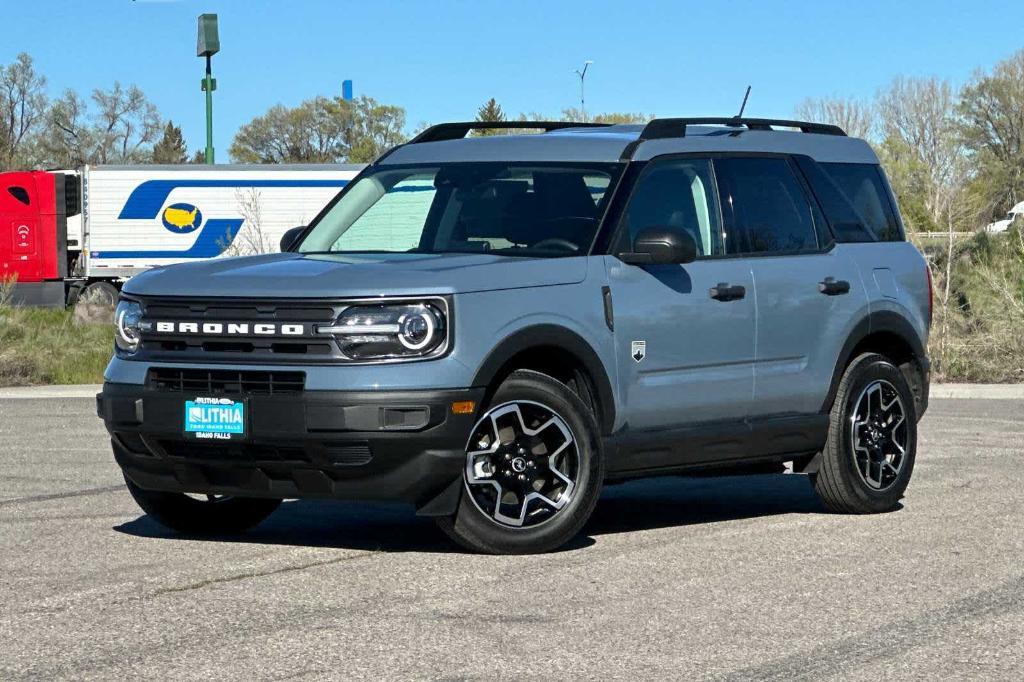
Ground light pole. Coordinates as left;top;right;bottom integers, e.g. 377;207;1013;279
574;60;593;122
197;14;220;164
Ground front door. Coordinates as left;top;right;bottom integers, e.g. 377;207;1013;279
607;157;755;434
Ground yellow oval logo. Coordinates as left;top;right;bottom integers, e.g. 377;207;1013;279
161;203;202;233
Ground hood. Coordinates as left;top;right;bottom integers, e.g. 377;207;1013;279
122;252;589;299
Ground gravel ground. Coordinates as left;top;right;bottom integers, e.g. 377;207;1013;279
0;396;1020;680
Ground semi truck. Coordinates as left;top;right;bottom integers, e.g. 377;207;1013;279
0;164;364;307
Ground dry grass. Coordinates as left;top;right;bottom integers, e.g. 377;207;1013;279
0;300;112;387
922;227;1024;383
3;233;1023;386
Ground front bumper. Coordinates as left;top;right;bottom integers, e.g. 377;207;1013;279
97;382;484;515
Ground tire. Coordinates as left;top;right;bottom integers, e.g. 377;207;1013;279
81;281;119;307
436;369;604;554
812;353;917;513
124;476;281;534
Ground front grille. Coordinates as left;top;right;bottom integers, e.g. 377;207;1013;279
324;444;373;466
146;368;305;395
136;297;344;364
143;301;337;322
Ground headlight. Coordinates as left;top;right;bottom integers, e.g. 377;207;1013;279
114;299;144;355
320;300;449;361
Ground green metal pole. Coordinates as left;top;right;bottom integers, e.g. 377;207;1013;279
202;55;216;164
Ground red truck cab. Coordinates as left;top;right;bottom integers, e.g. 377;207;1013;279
0;170;74;307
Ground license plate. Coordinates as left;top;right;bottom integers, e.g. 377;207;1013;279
184;397;246;441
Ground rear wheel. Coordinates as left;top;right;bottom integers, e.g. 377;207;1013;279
436;370;604;554
124;477;281;534
81;281;119;307
812;353;917;513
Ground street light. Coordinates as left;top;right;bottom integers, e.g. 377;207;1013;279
574;60;593;122
197;13;220;164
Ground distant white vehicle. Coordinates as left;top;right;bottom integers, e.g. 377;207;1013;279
985;200;1024;234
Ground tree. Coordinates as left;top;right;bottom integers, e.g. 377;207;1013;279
958;49;1024;220
41;82;162;166
43;89;93;167
152;121;188;164
876;76;967;231
0;53;47;169
229;95;407;164
91;82;161;163
875;135;935;233
794;96;875;140
472;98;506;135
560;108;651;124
224;188;272;255
346;96;406;162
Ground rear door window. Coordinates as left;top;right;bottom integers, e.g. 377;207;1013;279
821;163;903;242
713;157;819;254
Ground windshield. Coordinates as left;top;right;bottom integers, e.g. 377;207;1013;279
298;162;623;257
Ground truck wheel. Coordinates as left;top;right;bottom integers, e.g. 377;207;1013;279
436;370;604;554
812;353;917;513
124;477;281;534
82;281;119;307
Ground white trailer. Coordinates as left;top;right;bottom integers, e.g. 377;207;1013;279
72;164;364;303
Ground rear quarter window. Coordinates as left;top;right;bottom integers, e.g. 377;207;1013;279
821;163;904;242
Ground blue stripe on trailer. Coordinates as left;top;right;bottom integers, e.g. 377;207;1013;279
94;219;244;259
117;179;350;219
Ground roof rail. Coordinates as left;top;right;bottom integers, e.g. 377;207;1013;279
408;120;613;144
637;117;847;141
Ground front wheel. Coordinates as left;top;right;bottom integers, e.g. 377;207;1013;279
812;353;918;513
124;477;281;534
436;370;604;554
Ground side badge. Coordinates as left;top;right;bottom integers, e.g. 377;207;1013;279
631;340;646;363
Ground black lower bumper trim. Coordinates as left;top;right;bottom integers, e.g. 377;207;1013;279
98;382;484;514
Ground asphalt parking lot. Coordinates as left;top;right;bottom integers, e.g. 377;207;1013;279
0;395;1021;680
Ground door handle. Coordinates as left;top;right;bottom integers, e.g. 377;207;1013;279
819;277;851;296
709;282;746;302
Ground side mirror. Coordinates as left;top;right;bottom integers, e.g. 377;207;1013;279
280;226;306;252
619;227;697;265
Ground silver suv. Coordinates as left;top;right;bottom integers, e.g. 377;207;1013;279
98;118;931;554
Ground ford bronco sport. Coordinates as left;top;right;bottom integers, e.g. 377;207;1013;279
97;118;931;554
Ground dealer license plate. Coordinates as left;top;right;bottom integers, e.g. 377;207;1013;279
184;397;246;441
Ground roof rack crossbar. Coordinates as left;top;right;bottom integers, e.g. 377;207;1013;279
409;120;613;144
637;117;847;142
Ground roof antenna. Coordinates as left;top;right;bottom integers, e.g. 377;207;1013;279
735;85;751;119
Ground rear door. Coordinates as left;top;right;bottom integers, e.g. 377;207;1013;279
713;156;868;417
608;157;755;432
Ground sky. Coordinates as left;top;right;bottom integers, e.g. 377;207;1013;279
3;0;1024;159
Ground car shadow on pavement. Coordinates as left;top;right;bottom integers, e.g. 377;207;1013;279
589;472;830;536
113;472;858;553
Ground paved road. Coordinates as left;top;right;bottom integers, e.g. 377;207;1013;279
0;397;1021;680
